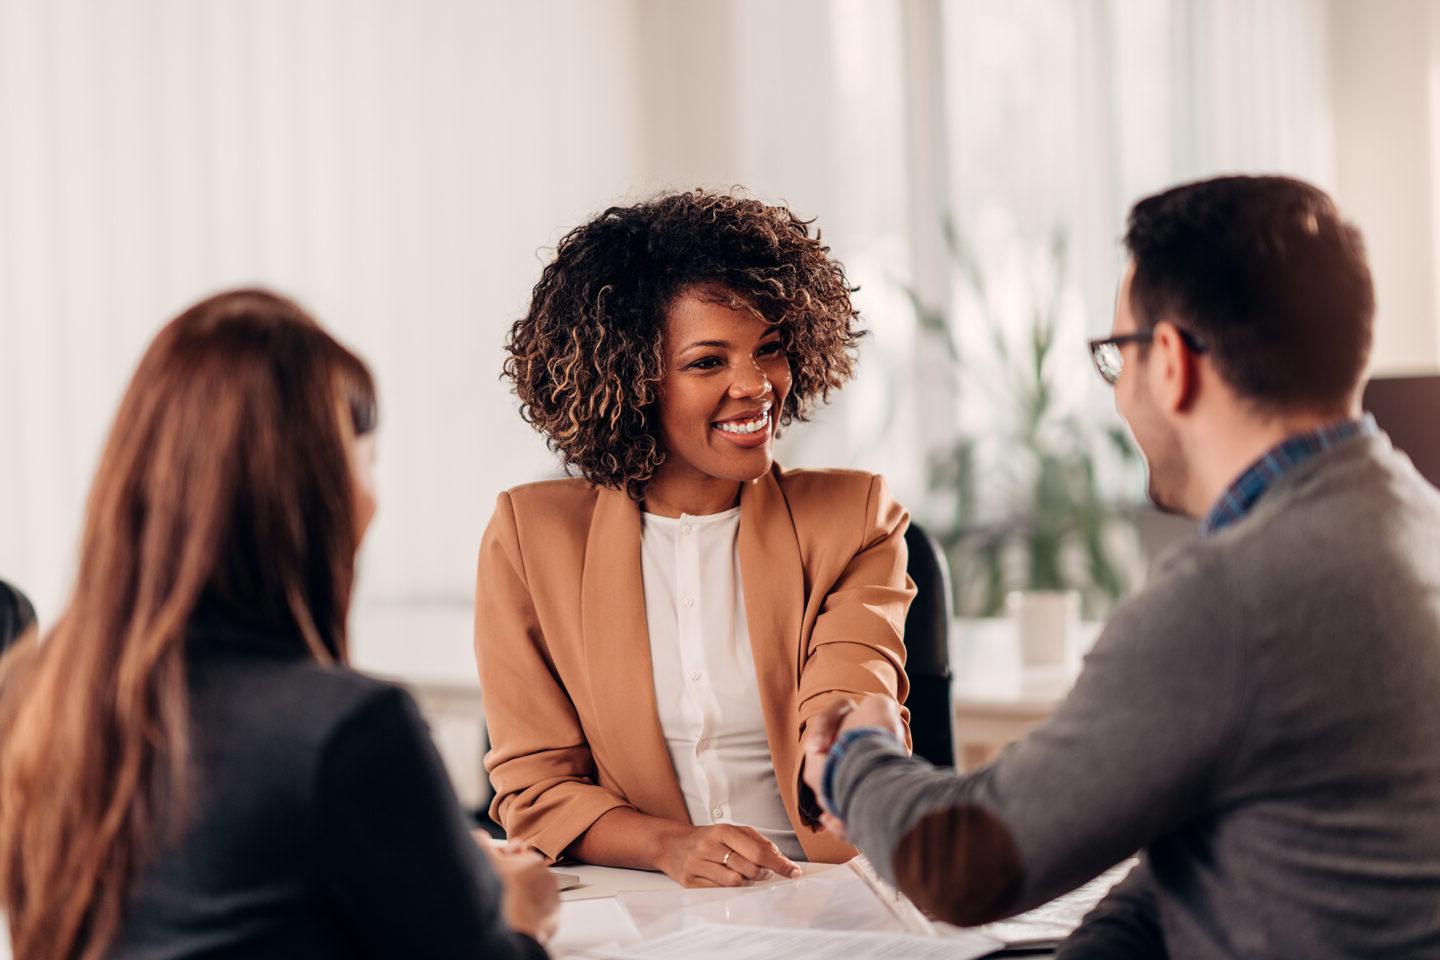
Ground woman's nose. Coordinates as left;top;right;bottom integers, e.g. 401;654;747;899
729;361;771;399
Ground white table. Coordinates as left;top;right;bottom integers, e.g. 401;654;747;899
547;858;1128;958
556;860;845;904
549;860;1001;958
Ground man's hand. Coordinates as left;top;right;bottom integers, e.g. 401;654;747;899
801;700;852;811
802;694;906;827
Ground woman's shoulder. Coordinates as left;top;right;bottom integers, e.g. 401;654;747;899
483;477;606;562
191;645;415;748
186;655;430;828
500;475;601;514
773;466;884;505
268;666;420;758
506;474;596;503
770;466;907;550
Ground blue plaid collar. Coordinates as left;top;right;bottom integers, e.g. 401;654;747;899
1199;414;1378;538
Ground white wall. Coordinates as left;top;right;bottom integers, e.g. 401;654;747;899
0;0;926;683
1;0;658;621
628;0;925;496
3;0;1439;685
1330;0;1440;374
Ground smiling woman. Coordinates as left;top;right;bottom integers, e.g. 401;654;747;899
646;290;795;517
476;189;916;888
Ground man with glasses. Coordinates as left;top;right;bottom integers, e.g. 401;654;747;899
802;175;1440;958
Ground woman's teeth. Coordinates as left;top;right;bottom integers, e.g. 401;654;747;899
715;413;769;435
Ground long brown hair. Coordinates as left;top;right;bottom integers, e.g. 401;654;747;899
0;289;377;960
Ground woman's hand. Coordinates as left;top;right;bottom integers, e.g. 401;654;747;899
802;695;906;801
841;694;905;742
655;823;803;888
802;694;906;842
481;843;560;944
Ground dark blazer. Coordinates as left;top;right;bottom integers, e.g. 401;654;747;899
0;580;36;653
109;617;546;960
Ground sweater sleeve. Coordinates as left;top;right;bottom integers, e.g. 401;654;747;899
830;548;1246;926
316;685;548;960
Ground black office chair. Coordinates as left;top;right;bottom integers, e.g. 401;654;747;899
903;522;955;768
0;579;37;654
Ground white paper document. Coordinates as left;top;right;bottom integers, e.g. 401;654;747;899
582;921;1001;960
616;861;892;937
969;859;1134;946
550;898;644;954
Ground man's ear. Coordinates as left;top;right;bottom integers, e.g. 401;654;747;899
1150;321;1200;413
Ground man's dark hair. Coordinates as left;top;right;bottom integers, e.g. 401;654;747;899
1124;175;1374;412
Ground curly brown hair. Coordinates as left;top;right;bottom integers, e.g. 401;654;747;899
503;189;864;499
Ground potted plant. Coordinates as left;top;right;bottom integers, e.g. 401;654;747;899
906;219;1143;658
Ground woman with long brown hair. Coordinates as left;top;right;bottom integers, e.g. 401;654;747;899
0;290;555;959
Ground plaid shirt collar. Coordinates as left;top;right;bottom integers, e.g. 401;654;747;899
1199;414;1378;538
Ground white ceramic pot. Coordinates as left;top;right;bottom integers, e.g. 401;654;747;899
1007;589;1081;669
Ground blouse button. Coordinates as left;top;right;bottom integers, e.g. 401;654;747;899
683;595;695;607
690;670;701;681
681;523;692;535
713;807;723;819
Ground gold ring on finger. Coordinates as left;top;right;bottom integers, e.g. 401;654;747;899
721;849;733;868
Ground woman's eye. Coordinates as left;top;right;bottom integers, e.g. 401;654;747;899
687;357;723;371
758;342;785;356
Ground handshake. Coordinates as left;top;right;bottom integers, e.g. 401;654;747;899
799;693;907;841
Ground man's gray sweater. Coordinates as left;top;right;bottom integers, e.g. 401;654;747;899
831;433;1440;958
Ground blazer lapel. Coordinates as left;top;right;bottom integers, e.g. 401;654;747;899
580;486;690;823
737;467;807;813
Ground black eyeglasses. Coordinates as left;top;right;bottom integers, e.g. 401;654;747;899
1087;328;1207;385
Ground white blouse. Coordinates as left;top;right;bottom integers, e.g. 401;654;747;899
639;507;804;861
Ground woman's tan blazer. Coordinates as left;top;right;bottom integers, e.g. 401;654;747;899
474;464;914;864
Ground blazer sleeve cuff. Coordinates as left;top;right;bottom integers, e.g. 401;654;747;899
503;783;634;863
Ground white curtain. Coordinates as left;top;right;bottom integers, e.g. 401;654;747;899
928;0;1337;410
0;0;1431;667
0;0;656;626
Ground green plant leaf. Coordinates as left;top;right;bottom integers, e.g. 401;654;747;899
911;214;1143;618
